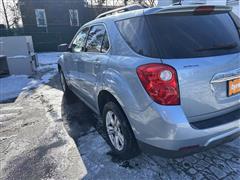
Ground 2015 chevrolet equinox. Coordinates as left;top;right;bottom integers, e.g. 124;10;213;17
58;4;240;159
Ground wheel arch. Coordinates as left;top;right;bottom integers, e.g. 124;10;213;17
58;64;62;72
98;90;123;115
97;90;139;149
97;89;137;134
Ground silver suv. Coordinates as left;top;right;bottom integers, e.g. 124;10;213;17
58;4;240;159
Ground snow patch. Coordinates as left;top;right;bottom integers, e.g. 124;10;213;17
37;52;62;65
0;75;30;102
0;52;60;102
23;70;57;90
0;70;57;102
8;55;28;59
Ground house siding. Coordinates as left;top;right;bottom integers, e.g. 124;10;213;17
19;0;111;52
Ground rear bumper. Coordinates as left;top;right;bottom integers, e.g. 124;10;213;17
126;102;240;154
138;129;240;158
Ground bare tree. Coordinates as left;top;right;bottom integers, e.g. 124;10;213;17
1;0;10;29
132;0;157;7
97;0;106;6
122;0;157;7
0;0;22;29
85;0;130;7
83;0;157;9
8;0;21;28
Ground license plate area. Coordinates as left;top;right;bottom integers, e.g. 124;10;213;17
228;78;240;97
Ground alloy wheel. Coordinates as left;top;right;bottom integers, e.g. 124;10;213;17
105;111;125;151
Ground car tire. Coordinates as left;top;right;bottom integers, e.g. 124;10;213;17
103;101;140;160
59;69;70;94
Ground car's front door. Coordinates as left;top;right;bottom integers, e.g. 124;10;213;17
68;27;89;93
79;24;110;110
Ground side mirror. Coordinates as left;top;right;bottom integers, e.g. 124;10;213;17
58;43;69;52
81;46;87;52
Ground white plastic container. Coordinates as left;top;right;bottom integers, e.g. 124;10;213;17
0;36;38;75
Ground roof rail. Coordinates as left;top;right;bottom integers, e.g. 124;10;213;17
172;2;206;5
96;4;144;19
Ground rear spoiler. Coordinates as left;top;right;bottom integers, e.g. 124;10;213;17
145;5;232;15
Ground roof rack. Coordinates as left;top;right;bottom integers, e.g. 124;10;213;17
96;4;144;19
172;3;206;7
172;1;206;6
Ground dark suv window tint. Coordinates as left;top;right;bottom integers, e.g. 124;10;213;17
116;16;158;57
116;13;240;59
72;27;89;53
101;32;110;53
86;25;106;53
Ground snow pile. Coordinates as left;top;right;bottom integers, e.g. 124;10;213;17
23;70;57;90
38;52;62;65
0;75;30;102
0;52;60;102
0;71;57;102
37;52;62;70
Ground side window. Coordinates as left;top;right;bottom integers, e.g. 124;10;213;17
71;27;89;53
116;17;158;57
35;9;47;27
69;9;79;27
85;25;105;53
101;32;110;53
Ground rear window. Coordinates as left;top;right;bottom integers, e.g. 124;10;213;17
116;13;240;59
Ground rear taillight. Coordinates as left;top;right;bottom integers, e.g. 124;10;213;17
137;63;180;105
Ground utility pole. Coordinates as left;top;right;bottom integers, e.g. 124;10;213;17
1;0;10;29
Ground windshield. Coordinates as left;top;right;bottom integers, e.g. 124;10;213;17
116;13;240;59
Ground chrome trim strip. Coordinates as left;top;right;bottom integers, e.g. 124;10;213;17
211;68;240;83
211;75;240;83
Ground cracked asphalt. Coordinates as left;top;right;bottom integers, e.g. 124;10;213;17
0;69;240;180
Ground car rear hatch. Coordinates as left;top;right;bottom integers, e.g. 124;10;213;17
145;6;240;122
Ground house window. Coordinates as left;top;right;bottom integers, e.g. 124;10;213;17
69;9;79;26
35;9;47;27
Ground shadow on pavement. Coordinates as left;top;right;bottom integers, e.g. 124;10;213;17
61;90;106;142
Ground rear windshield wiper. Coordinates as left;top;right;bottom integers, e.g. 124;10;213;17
196;42;238;52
